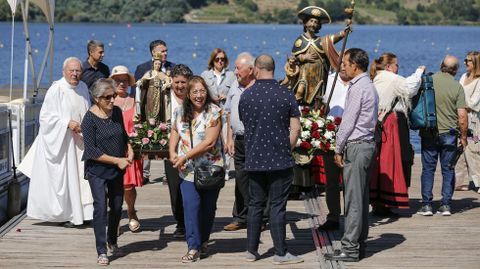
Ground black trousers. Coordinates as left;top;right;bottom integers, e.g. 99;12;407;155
88;174;124;255
165;160;184;228
232;137;268;224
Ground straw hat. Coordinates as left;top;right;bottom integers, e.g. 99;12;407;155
297;6;331;24
110;65;135;86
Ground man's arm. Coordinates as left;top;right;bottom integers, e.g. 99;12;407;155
458;108;468;148
289;117;301;150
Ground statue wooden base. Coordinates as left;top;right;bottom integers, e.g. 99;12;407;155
133;148;169;160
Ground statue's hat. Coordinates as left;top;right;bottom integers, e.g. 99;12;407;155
297;6;331;24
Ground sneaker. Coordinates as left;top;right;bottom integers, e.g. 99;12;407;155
417;205;433;216
272;252;304;265
436;205;451;216
245;251;260;262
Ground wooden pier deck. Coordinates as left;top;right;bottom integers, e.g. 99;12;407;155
1;156;480;268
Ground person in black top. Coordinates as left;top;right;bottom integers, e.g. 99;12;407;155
81;78;133;266
81;40;110;90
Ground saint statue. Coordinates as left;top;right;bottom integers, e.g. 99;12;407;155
137;52;172;123
290;6;347;106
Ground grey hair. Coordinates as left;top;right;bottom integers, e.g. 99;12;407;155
236;52;255;67
91;78;115;100
62;57;82;70
87;40;104;55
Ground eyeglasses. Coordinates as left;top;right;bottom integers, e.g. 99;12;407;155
464;59;473;64
99;93;117;100
191;89;207;95
114;78;129;85
215;57;226;62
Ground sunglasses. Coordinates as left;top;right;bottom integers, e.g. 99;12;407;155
215;57;226;62
99;93;117;100
464;59;473;64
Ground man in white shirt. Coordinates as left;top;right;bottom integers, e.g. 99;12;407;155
317;70;349;230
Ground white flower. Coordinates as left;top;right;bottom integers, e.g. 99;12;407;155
304;119;312;129
326;115;335;121
324;131;333;140
317;120;324;128
301;131;310;139
312;140;321;148
296;138;301;147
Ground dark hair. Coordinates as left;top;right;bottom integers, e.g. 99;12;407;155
87;40;104;56
370;52;397;79
345;48;369;72
207;48;229;70
255;54;275;72
149;40;167;55
302;17;321;34
182;76;214;123
171;64;193;79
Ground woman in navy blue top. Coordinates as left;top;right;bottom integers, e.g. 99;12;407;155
81;78;133;266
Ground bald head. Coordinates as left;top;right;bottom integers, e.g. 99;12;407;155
253;54;275;80
440;55;459;76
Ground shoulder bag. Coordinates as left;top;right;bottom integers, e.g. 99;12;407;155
189;121;225;191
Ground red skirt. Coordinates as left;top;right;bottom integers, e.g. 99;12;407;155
370;113;409;208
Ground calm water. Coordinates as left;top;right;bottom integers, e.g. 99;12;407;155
1;23;479;150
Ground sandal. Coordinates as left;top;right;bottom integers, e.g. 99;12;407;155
181;249;200;263
97;254;109;266
455;185;469;191
128;219;140;232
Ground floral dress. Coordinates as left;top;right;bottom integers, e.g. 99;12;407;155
172;104;224;182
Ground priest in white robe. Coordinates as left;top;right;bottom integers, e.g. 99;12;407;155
18;57;94;225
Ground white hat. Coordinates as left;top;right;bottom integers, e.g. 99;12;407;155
110;65;135;86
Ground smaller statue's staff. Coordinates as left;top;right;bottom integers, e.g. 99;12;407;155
324;0;355;112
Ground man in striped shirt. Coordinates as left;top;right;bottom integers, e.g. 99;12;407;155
324;48;378;262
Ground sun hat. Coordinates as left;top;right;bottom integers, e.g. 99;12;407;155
110;65;135;86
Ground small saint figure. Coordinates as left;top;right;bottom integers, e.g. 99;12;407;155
291;6;348;105
137;52;172;122
280;55;300;90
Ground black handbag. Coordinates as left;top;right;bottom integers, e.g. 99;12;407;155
189;122;225;191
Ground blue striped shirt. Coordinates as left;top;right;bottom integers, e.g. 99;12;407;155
335;72;378;154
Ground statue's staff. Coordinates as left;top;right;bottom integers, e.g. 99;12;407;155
325;0;355;111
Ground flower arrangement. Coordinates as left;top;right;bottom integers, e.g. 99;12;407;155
295;107;342;158
129;117;170;153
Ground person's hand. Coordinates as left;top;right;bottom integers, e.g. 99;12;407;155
334;153;344;168
418;65;426;72
302;52;319;63
460;137;468;149
173;155;188;170
226;140;235;156
219;94;227;101
116;157;130;170
169;153;178;164
68;120;81;134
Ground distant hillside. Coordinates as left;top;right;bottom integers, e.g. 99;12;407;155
1;0;479;25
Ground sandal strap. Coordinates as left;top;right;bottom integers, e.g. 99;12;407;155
97;254;109;265
181;250;200;263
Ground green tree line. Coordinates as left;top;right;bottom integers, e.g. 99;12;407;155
0;0;479;25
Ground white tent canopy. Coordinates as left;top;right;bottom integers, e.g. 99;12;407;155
6;0;55;101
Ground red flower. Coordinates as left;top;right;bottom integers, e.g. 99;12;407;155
311;131;320;139
300;141;312;149
334;117;342;125
301;107;310;115
311;122;319;131
326;142;331;150
327;123;336;131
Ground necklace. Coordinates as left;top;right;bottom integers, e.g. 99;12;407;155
95;105;112;119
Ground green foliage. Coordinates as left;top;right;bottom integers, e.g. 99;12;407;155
297;0;310;11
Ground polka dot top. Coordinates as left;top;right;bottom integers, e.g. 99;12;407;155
82;105;128;179
239;79;300;171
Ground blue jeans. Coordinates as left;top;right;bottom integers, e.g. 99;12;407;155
420;132;457;206
180;179;220;251
247;168;293;256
